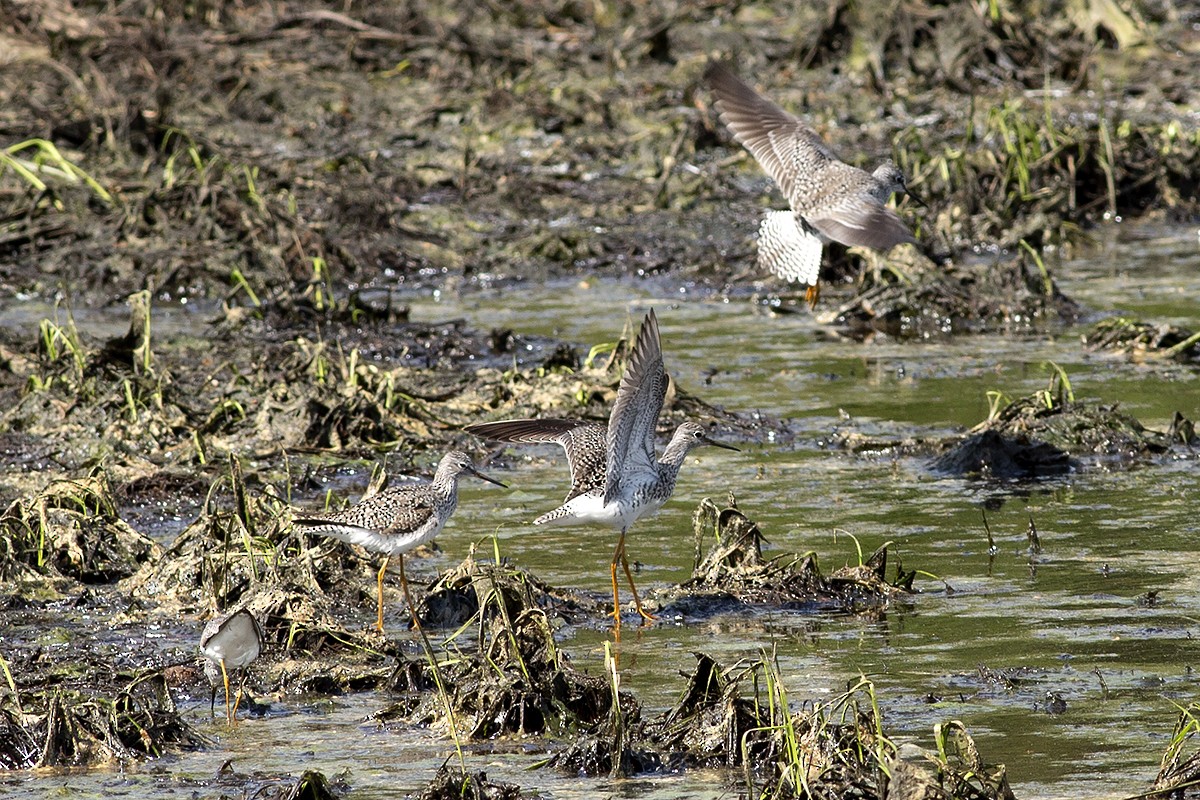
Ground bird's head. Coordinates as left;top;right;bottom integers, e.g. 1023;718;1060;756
438;450;507;488
672;421;740;453
873;160;925;207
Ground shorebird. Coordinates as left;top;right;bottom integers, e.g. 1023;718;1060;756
466;310;738;627
292;451;506;632
705;61;919;306
200;608;263;726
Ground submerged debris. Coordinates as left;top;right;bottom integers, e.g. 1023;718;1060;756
1151;703;1200;799
192;767;344;800
254;770;341;800
414;765;526;800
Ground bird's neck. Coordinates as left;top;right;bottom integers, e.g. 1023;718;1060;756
431;471;459;498
656;435;695;485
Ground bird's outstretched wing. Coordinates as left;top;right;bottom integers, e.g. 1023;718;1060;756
604;309;668;505
706;61;838;203
465;418;607;502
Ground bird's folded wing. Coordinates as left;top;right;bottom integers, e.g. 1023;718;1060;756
808;198;917;251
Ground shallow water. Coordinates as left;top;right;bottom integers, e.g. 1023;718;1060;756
4;224;1200;798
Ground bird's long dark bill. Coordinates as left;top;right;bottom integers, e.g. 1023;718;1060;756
904;188;928;208
702;436;740;452
469;467;508;488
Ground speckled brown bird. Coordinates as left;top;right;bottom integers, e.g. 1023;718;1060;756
466;310;738;627
705;62;919;305
292;451;505;632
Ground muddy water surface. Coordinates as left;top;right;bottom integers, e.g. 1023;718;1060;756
4;226;1200;799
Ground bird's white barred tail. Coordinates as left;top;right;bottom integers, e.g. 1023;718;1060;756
295;520;417;554
758;210;823;285
532;507;572;525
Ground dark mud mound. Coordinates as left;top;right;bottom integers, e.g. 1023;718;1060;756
415;765;525;800
0;670;202;769
382;574;621;740
931;428;1072;479
417;550;599;630
660;494;913;616
1086;317;1200;364
546;649;1017;798
834;377;1194;479
123;466;338;630
813;248;1082;340
649;653;765;770
931;381;1194;478
0;471;160;592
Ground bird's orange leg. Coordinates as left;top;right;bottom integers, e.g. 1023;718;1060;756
219;660;233;727
610;534;625;629
620;544;656;624
375;556;390;633
230;673;245;724
805;283;821;308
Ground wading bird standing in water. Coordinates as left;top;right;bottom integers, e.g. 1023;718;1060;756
200;607;263;727
467;310;738;628
293;451;506;632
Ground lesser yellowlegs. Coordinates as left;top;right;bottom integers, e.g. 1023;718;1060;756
466;310;738;627
200;608;263;726
292;451;506;632
705;61;919;306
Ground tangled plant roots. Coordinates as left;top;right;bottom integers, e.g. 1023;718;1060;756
0;671;202;769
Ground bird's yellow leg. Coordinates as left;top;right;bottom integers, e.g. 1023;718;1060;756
376;556;390;633
231;681;243;725
398;555;423;632
609;534;625;629
621;544;656;623
805;283;821;309
220;660;232;726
